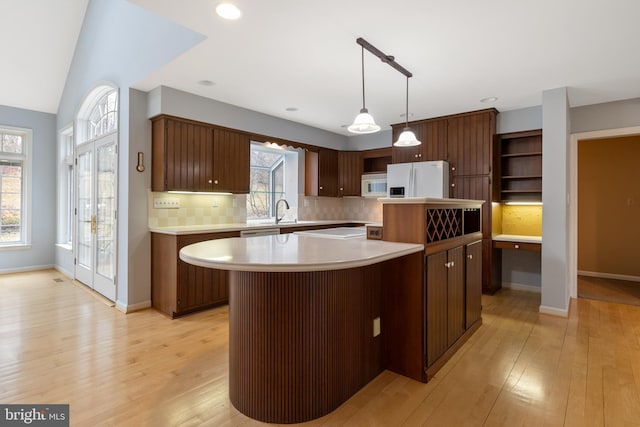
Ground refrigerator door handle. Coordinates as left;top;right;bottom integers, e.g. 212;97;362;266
409;167;414;197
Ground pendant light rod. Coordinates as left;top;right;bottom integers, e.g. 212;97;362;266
356;37;412;78
360;46;366;109
405;76;409;127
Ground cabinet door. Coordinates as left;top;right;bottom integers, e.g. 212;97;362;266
338;151;362;196
426;251;448;367
447;246;465;347
420;119;448;162
465;240;482;328
318;148;339;197
177;261;229;313
213;128;250;193
447;112;495;176
164;119;214;191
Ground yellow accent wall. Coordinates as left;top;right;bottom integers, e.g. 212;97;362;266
492;203;542;236
578;135;640;277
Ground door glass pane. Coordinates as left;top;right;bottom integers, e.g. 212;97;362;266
96;143;116;280
77;150;92;269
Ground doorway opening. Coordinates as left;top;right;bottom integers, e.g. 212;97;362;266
571;130;640;305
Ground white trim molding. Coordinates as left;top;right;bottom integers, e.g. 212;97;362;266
569;125;640;299
539;302;570;317
578;270;640;283
0;264;54;274
116;300;152;314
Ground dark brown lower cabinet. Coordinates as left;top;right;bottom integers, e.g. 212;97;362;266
384;238;482;383
465;240;483;328
151;231;239;318
426;246;465;367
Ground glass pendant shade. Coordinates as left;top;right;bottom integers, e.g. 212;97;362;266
394;127;421;147
394;75;421;147
348;108;381;134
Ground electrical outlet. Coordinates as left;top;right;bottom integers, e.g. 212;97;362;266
153;198;180;209
373;317;380;337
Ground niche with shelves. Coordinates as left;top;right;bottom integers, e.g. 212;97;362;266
494;129;542;203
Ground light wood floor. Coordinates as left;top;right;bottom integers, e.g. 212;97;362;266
2;270;640;426
578;275;640;306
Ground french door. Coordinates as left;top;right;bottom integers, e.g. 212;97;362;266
75;132;117;301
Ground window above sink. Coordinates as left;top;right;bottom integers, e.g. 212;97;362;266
247;142;299;222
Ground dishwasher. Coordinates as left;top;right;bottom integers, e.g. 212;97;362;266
239;228;280;237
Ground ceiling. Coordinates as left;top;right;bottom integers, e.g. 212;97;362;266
4;0;640;136
0;0;89;114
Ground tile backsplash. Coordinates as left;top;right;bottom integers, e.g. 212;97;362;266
148;192;247;228
148;191;382;228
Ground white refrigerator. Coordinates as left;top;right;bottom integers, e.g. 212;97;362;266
387;160;450;198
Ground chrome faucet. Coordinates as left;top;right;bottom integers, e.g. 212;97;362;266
275;198;290;224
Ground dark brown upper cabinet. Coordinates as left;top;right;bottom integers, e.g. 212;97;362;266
447;110;496;176
151;115;249;193
305;148;339;197
338;151;363;196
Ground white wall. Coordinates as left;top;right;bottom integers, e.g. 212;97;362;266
0;105;56;273
571;98;640;133
151;86;348;151
540;87;571;316
55;0;205;311
346;129;393;150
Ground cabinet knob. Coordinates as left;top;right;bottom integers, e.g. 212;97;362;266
468;254;473;260
514;244;520;249
340;187;344;191
451;183;456;187
208;179;212;184
451;261;454;267
214;179;219;184
452;166;456;171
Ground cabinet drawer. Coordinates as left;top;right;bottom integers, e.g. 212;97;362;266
492;240;541;252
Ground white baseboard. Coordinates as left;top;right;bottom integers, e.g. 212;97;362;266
116;299;152;313
578;270;640;283
0;264;54;275
539;303;570;318
54;265;74;279
502;282;541;293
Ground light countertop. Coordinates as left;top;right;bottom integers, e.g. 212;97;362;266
378;197;484;206
150;219;370;235
179;234;424;272
493;234;542;243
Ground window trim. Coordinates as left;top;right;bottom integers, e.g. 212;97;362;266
0;125;32;248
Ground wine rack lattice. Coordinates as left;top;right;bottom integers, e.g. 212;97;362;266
426;209;462;243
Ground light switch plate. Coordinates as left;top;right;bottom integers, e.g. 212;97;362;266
373;317;381;337
153;198;180;209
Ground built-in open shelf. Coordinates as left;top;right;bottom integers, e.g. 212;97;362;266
494;129;542;203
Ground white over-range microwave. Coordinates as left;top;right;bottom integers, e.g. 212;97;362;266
361;173;387;198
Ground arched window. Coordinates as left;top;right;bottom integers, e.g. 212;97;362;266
87;90;118;140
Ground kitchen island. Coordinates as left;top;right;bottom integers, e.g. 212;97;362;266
180;233;423;424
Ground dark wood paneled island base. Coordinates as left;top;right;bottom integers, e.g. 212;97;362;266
228;262;396;424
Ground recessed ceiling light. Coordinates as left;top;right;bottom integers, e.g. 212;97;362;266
285;107;298;112
480;96;498;103
216;3;242;20
197;80;215;86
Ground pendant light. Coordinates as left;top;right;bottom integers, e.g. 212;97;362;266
348;46;380;134
394;76;421;147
